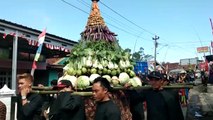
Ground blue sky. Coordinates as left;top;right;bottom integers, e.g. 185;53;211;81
1;0;213;63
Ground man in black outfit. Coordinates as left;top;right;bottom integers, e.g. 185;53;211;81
128;71;184;120
17;73;43;120
47;80;85;120
92;77;121;120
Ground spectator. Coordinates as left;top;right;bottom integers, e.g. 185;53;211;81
17;73;43;120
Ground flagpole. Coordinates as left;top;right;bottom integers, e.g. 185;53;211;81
31;28;46;76
31;68;35;76
210;18;213;36
210;18;213;55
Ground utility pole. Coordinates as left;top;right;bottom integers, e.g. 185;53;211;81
153;35;160;71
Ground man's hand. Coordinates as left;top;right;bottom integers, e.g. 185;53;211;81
38;84;44;87
43;110;49;119
124;83;132;89
21;87;30;97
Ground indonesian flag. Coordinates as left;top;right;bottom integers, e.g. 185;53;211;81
31;29;46;75
210;18;213;35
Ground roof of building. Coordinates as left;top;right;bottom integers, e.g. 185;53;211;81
0;19;78;58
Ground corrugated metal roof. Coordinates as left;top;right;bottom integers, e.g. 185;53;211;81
0;19;78;45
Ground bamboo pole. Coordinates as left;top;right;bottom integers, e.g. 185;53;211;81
32;86;53;90
32;83;193;90
31;90;93;96
31;84;193;95
32;86;92;91
112;85;193;90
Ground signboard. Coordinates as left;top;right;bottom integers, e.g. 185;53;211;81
197;46;209;53
180;57;198;66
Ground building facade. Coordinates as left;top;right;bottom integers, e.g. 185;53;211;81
0;19;77;89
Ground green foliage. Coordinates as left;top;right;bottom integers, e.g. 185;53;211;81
129;47;153;62
69;40;129;63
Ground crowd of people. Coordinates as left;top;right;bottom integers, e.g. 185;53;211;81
16;71;187;120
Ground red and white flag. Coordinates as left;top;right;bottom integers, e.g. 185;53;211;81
31;28;46;76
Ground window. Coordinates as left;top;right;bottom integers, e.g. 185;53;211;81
0;71;11;88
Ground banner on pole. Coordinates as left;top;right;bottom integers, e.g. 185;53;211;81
31;29;46;76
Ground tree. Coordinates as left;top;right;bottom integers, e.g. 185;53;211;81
124;48;131;53
124;47;153;62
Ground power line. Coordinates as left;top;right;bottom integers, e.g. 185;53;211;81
61;0;89;14
77;0;146;38
167;40;210;44
157;44;168;52
106;22;152;41
60;0;152;42
76;0;90;8
163;46;170;62
99;1;156;36
63;0;194;60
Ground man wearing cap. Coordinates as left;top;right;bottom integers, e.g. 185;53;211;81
128;71;184;120
47;80;85;120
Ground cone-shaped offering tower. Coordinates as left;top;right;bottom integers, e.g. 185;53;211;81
61;1;142;119
81;0;117;42
64;0;141;89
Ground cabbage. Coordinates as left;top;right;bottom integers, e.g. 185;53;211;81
111;76;119;87
133;76;142;86
58;75;77;87
129;70;136;77
102;75;111;83
89;74;100;83
128;76;142;87
67;67;76;76
77;76;90;90
119;72;130;85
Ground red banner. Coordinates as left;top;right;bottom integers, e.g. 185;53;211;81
197;46;209;53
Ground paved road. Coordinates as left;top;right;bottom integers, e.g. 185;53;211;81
186;83;213;120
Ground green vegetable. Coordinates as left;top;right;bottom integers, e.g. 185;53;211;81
91;68;97;74
102;75;111;83
111;70;117;76
81;67;87;74
119;72;130;85
77;76;90;90
89;74;100;83
111;76;119;87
